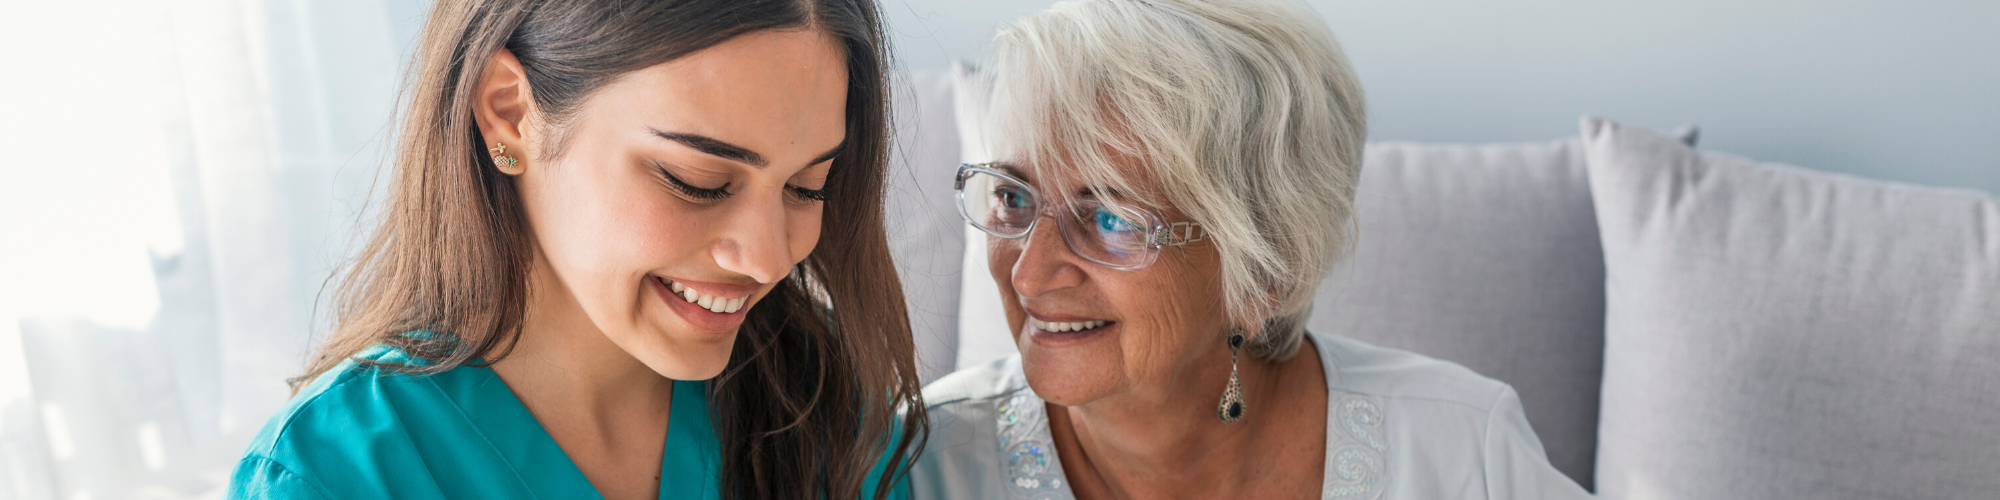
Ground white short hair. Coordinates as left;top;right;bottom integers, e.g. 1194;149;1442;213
987;0;1367;360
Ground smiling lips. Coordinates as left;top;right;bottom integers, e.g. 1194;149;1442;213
661;277;747;313
1031;317;1113;333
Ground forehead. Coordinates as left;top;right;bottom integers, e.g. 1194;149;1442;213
585;29;849;166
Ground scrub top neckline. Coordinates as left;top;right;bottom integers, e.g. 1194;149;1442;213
428;353;720;500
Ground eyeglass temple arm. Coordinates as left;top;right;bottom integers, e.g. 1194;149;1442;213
954;163;990;191
1156;221;1206;246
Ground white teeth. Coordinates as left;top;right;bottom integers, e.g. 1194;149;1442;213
664;279;748;314
1031;318;1109;333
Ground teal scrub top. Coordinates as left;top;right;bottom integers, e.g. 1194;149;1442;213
228;344;910;499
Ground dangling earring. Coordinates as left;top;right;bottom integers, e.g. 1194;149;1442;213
490;143;521;174
1217;327;1247;423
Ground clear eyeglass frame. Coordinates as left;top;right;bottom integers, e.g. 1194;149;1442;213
954;162;1207;271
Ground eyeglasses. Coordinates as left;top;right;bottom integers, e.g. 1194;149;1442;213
954;163;1206;271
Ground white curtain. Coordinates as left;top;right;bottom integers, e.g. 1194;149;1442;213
0;0;422;498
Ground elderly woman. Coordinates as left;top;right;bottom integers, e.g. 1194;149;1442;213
910;0;1593;499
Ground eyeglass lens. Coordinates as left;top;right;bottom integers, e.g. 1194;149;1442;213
958;169;1157;269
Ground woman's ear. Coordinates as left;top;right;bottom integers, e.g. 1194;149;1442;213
1243;287;1292;341
473;48;536;163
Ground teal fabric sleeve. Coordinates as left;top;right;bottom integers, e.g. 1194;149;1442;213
229;456;332;500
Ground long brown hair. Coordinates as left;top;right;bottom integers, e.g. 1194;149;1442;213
302;0;925;498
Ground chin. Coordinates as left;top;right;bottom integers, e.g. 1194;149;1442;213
1018;345;1122;407
624;322;739;381
641;342;735;381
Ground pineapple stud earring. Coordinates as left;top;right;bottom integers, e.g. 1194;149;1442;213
491;143;523;174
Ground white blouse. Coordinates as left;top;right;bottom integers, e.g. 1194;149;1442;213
909;330;1595;500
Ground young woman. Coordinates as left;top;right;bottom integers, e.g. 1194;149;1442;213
227;0;924;499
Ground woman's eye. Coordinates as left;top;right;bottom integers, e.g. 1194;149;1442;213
655;163;730;201
1095;207;1140;232
995;187;1032;209
785;184;829;204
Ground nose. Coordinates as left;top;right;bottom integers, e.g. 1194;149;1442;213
1007;214;1088;298
711;193;798;285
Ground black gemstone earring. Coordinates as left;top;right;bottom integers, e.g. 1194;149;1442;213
1217;327;1247;423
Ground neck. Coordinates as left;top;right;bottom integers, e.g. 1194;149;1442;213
490;254;674;500
1053;340;1326;499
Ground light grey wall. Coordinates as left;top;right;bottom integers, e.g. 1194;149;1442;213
885;0;2000;195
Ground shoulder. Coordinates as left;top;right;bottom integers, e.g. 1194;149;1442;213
247;345;439;447
1311;330;1512;414
242;347;397;451
232;346;448;498
909;355;1033;500
922;355;1030;409
229;455;334;500
1310;332;1594;499
919;355;1038;445
918;354;1029;449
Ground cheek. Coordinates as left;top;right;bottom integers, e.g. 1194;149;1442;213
788;207;822;261
531;162;702;293
987;237;1020;290
988;237;1027;331
1105;268;1219;375
613;197;703;264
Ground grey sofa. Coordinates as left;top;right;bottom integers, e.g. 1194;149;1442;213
885;68;2000;499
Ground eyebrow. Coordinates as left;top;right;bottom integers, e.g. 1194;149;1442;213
990;162;1031;181
1081;185;1124;199
650;129;846;169
989;162;1118;198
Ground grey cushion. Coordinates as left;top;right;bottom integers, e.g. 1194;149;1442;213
1308;140;1607;490
1582;116;2000;500
886;69;968;384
